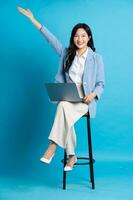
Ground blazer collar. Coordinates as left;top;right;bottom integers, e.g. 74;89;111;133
83;47;94;76
87;47;94;59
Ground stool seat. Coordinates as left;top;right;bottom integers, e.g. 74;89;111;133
62;112;95;190
83;112;89;117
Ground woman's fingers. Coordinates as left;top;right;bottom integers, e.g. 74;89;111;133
83;96;88;101
26;9;33;18
17;6;26;14
83;96;89;103
17;6;33;18
83;95;92;103
17;6;28;16
27;9;32;14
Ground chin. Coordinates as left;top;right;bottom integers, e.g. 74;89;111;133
77;45;85;49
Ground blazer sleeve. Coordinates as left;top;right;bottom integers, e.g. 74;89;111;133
93;54;105;100
40;25;65;56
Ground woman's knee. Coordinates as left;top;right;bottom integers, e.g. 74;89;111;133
58;101;69;108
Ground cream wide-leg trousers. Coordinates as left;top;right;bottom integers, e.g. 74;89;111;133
48;100;89;155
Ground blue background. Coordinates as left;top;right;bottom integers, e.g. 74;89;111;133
0;0;133;199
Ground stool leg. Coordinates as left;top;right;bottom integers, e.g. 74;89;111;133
63;151;67;190
87;116;95;189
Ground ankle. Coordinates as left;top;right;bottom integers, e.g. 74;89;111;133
49;142;57;150
69;155;76;159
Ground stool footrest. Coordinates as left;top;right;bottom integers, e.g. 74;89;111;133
61;157;95;166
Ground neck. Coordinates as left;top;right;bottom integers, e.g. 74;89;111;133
77;46;88;57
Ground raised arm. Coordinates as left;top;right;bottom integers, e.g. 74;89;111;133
17;7;64;56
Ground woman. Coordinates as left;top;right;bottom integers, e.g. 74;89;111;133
17;7;105;171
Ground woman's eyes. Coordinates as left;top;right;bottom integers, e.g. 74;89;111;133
74;35;86;38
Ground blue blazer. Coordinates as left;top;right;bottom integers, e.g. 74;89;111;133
40;25;105;118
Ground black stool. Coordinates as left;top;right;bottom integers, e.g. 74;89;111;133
62;112;95;190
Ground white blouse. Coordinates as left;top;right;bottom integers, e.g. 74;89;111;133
69;47;89;84
68;47;89;97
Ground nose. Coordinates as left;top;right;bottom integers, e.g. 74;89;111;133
77;36;83;42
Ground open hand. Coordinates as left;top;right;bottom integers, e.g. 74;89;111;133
17;6;34;20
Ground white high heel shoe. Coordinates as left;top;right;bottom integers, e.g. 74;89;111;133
64;157;77;171
40;153;55;164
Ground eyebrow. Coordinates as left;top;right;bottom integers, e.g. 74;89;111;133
74;33;87;36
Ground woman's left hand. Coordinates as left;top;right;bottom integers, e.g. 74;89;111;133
83;92;96;104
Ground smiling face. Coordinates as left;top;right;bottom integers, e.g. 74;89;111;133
73;28;91;50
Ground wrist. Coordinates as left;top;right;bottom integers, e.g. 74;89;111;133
29;17;42;30
91;92;97;98
29;16;34;22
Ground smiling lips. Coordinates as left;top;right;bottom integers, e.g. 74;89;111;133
77;43;84;45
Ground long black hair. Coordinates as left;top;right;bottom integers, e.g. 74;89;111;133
64;23;95;72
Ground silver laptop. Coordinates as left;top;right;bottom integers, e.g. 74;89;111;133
45;83;85;102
